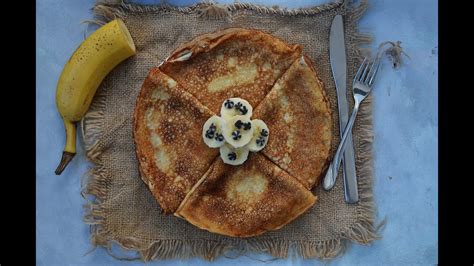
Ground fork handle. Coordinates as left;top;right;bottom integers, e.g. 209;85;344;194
323;100;360;190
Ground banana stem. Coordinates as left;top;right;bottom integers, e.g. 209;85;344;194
55;120;77;175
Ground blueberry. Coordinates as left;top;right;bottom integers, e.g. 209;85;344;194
208;123;216;133
224;99;234;109
256;137;266;146
215;133;224;142
243;122;251;131
228;152;237;160
234;120;243;129
260;129;268;137
235;102;243;110
240;106;248;115
205;129;215;139
232;130;241;140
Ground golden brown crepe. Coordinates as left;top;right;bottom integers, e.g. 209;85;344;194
253;56;333;189
175;153;317;237
134;28;334;237
159;28;302;114
133;67;219;213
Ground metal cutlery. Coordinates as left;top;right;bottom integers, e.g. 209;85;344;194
329;15;359;203
323;55;382;191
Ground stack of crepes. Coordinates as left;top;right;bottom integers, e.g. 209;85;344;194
133;28;333;237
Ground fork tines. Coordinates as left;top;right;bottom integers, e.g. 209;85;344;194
354;55;382;86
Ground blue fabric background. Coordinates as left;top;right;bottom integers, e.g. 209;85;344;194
36;0;438;265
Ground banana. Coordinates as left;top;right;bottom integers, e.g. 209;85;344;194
203;98;270;165
246;119;269;152
202;115;226;148
222;115;254;148
220;98;253;120
55;19;136;175
219;144;250;166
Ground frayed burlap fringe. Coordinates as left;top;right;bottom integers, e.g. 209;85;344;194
92;0;346;23
80;87;106;163
81;0;380;262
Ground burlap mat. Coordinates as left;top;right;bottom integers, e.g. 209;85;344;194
81;0;378;261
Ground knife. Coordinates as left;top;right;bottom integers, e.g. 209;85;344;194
328;15;359;203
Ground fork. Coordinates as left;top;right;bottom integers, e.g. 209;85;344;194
323;55;382;191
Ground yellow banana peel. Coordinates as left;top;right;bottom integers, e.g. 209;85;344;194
55;19;136;175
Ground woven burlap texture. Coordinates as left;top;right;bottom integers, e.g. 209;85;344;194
81;0;378;261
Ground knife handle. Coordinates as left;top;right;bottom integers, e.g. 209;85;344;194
342;135;358;203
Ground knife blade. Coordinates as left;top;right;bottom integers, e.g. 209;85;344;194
329;15;359;203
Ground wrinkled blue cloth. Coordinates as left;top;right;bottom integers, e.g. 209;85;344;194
36;0;438;265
